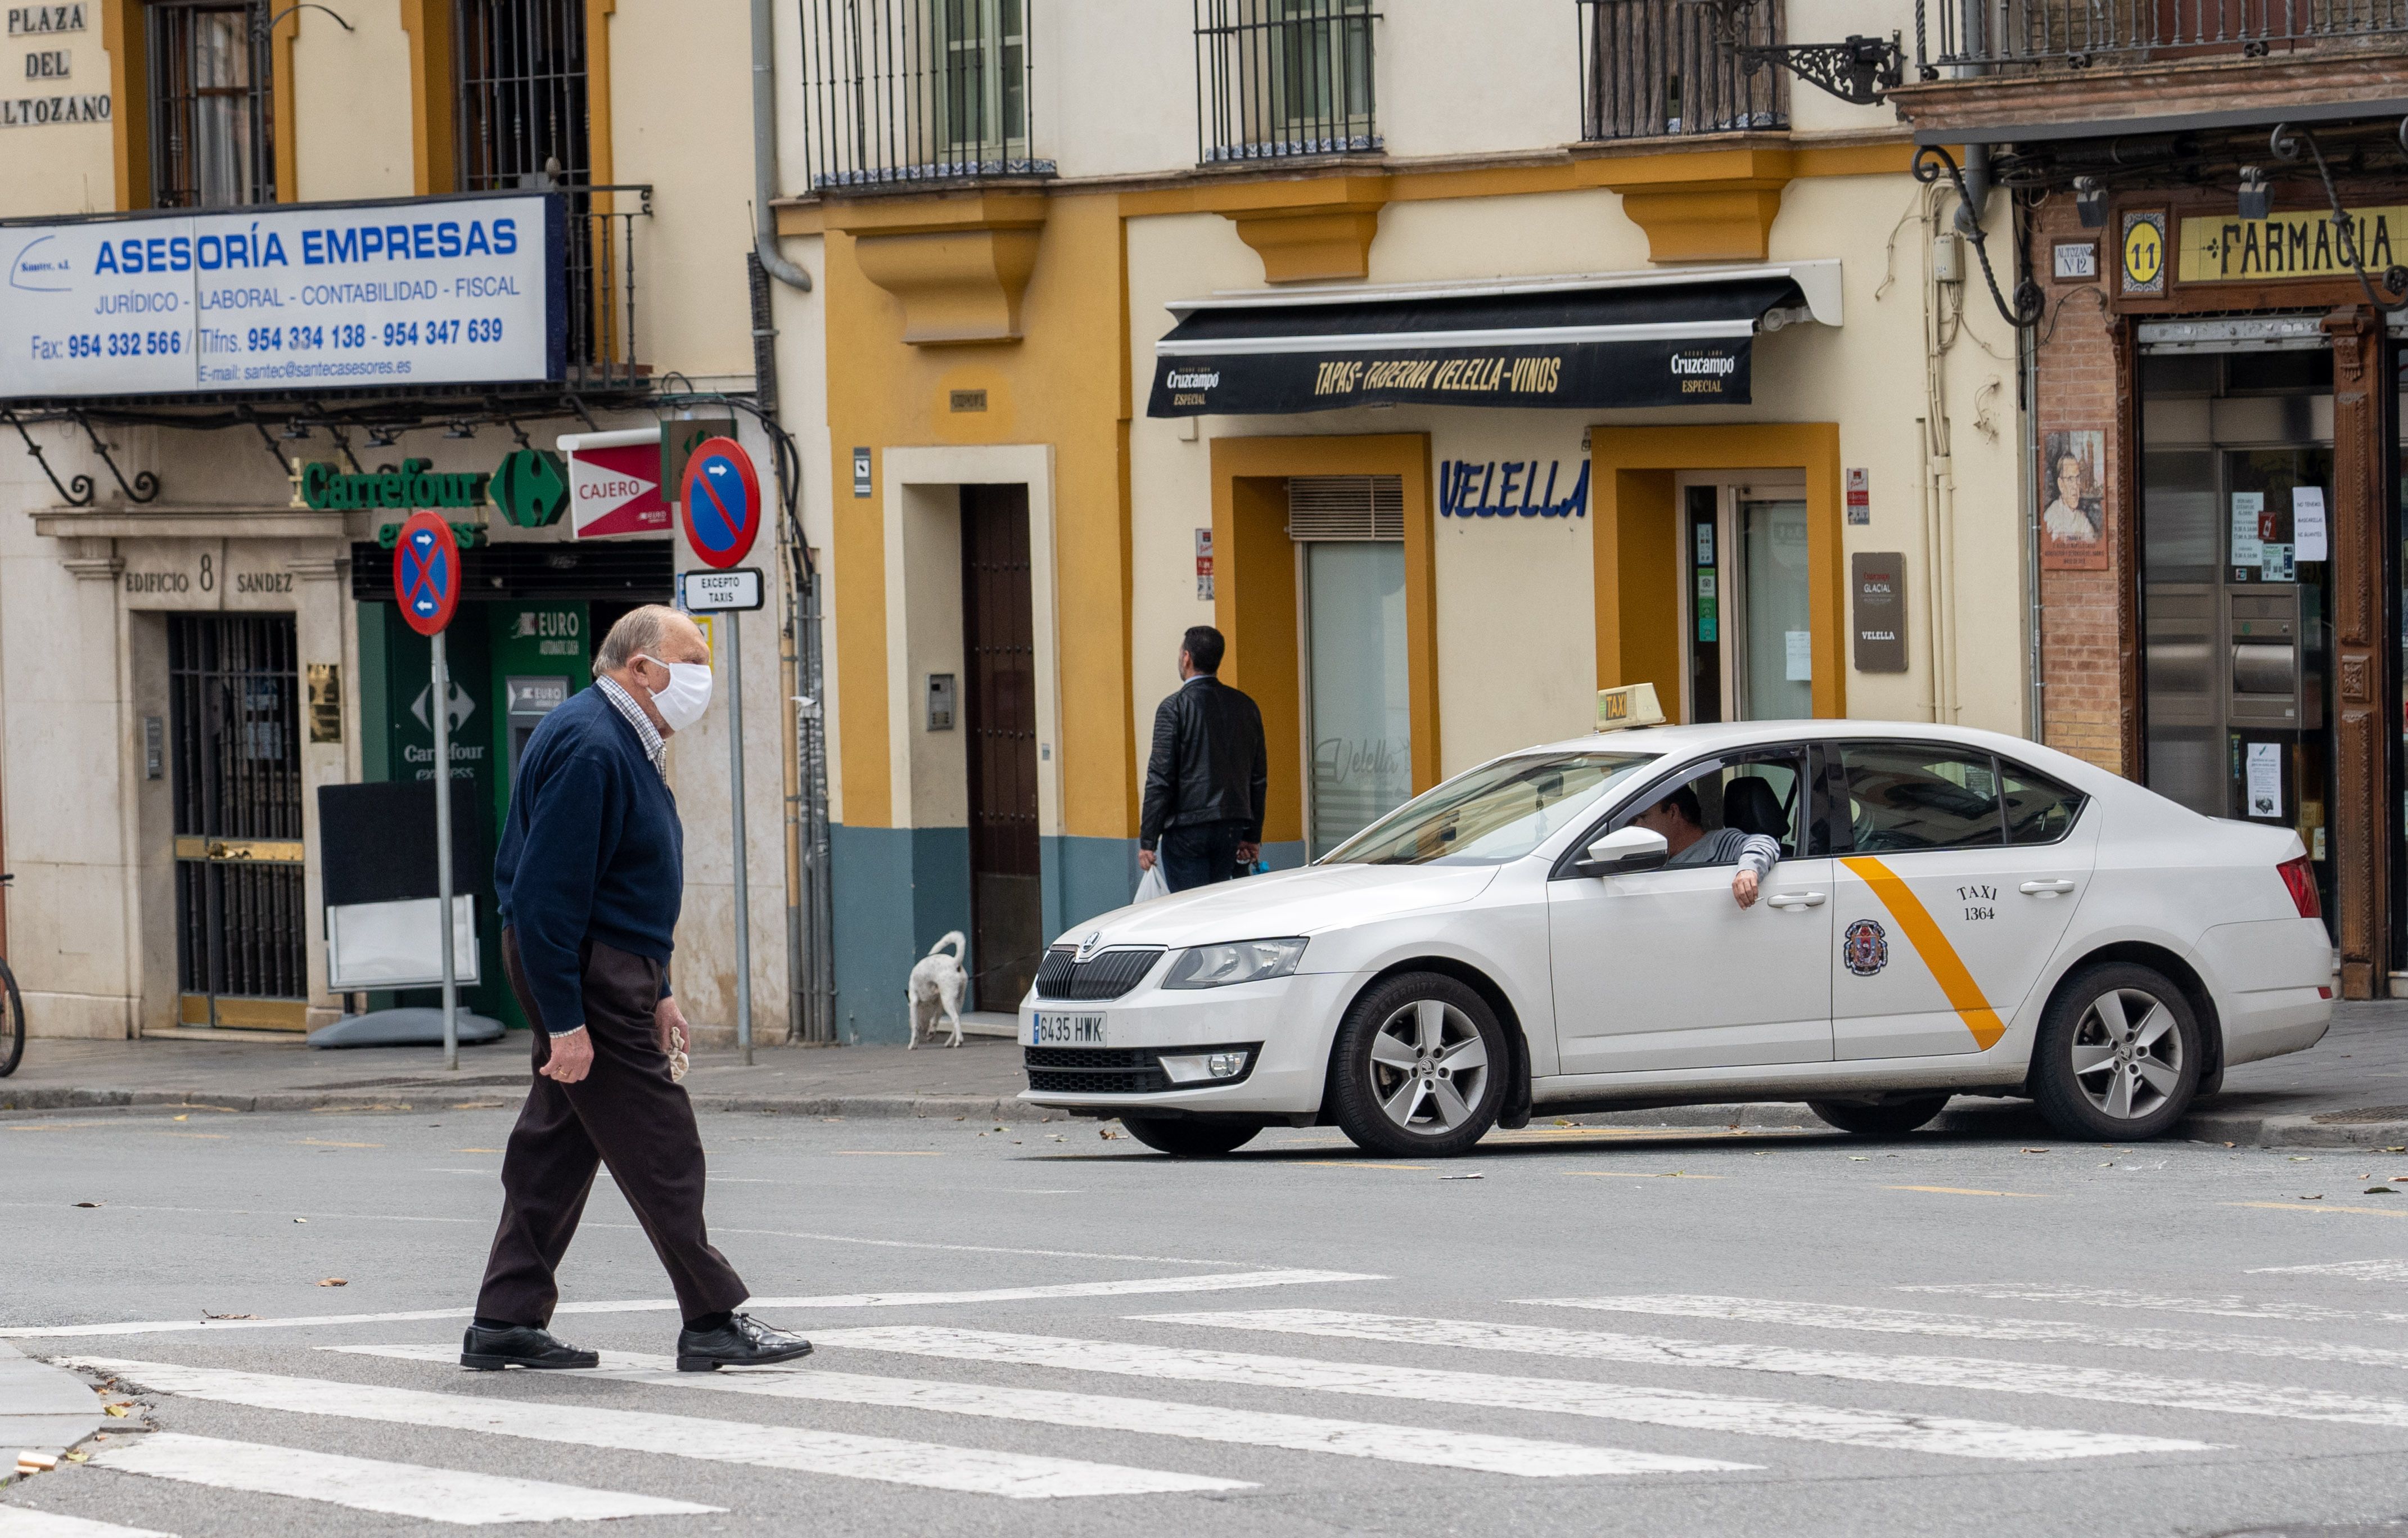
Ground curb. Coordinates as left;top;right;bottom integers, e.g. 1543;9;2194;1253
0;1341;102;1461
5;1084;2406;1148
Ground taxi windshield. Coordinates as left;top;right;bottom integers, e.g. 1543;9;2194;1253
1320;750;1659;867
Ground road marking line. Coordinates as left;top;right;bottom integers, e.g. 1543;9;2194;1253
290;1140;382;1149
2;1269;1376;1339
1899;1282;2408;1327
2250;1259;2408;1281
334;1343;1742;1479
813;1326;2204;1461
1841;855;2006;1049
2229;1201;2407;1219
1885;1186;2050;1198
1523;1295;2408;1371
64;1359;1246;1500
83;1431;718;1523
1152;1309;2408;1430
0;1510;176;1538
1566;1172;1725;1180
1287;1161;1432;1171
835;1151;944;1157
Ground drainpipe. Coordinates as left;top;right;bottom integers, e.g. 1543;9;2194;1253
752;0;810;292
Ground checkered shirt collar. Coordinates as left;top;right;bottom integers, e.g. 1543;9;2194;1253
596;675;669;782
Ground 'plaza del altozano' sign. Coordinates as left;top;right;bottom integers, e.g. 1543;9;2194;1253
1146;265;1837;418
0;191;562;399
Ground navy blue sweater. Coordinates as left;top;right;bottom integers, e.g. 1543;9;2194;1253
494;685;682;1034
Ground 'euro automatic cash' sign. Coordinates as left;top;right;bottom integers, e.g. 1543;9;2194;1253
0;192;562;399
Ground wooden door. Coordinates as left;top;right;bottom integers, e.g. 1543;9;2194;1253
961;485;1042;1011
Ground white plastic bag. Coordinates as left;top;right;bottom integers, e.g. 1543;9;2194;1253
1134;862;1170;903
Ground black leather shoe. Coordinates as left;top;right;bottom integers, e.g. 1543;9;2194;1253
675;1313;814;1372
460;1323;601;1371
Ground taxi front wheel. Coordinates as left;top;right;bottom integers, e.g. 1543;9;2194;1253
1328;973;1507;1158
2030;962;2203;1140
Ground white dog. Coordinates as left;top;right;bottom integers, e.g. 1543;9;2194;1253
906;931;969;1049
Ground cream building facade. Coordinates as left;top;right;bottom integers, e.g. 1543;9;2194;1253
766;0;2035;1038
1;1;810;1047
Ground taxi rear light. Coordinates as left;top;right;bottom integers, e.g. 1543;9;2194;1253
2278;855;2320;919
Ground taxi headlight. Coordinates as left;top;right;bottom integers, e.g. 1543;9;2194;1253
1162;937;1307;990
1159;1049;1252;1084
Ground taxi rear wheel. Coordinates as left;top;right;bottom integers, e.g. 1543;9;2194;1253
1116;1116;1262;1157
1329;973;1506;1158
1806;1096;1952;1136
2031;962;2202;1140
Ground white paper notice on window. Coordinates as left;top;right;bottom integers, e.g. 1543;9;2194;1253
2245;741;2283;820
2231;492;2265;567
1785;630;1813;682
2293;485;2329;562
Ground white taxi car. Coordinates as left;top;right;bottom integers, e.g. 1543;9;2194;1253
1019;721;2332;1157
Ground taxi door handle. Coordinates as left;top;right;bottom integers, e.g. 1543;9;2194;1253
1767;891;1827;909
2019;879;2077;896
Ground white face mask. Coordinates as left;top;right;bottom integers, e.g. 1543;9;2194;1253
635;654;713;733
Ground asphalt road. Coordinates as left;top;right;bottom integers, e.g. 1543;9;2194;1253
3;1100;2406;1538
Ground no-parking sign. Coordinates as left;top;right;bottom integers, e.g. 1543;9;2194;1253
393;512;462;637
679;437;762;571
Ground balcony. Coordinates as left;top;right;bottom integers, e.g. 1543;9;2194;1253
1576;0;1785;142
1194;0;1381;164
1926;0;2408;73
1894;0;2408;143
797;0;1054;188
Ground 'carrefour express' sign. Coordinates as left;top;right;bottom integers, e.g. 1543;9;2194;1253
0;192;562;399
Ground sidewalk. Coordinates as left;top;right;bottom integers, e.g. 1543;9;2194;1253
3;1004;2405;1146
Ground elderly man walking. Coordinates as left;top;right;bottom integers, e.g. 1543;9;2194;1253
1138;625;1268;892
462;604;811;1373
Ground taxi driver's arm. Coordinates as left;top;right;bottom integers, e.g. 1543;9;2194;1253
1730;833;1779;910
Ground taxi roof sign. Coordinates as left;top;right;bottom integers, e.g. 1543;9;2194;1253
1596;681;1665;733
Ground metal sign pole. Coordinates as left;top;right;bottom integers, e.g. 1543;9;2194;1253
432;629;458;1072
727;612;752;1066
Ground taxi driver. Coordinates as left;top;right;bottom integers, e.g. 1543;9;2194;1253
1630;784;1780;909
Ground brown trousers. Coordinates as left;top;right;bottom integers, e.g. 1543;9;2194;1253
476;929;748;1327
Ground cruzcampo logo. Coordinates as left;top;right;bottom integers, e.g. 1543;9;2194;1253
490;447;570;528
303;457;489;512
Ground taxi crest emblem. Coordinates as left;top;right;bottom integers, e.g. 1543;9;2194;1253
1842;919;1889;977
1074;930;1103;962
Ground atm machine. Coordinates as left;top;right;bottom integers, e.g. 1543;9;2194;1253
2139;347;2335;921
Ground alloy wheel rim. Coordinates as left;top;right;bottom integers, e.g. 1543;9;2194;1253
1367;998;1489;1134
2070;986;2182;1121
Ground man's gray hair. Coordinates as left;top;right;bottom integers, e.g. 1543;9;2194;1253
593;604;683;679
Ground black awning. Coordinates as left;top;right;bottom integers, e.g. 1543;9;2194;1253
1145;264;1838;418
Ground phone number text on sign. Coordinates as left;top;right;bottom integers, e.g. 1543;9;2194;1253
0;193;561;399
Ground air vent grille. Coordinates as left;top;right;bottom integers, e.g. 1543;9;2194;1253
1287;475;1403;541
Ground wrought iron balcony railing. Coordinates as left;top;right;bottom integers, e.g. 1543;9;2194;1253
1195;0;1381;164
1923;0;2408;73
567;183;651;390
798;0;1052;189
1578;0;1785;141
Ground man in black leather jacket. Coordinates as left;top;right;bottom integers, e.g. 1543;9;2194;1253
1137;625;1268;891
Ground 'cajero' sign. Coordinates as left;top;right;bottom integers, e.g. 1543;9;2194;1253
300;457;489;511
2178;205;2405;284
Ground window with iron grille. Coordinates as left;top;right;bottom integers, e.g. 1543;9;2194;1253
453;0;590;192
1194;0;1379;165
797;0;1049;190
147;1;275;208
1577;0;1783;142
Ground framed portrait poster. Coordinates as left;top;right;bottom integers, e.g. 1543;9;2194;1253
2040;429;2109;571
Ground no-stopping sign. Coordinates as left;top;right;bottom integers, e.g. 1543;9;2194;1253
679;436;762;570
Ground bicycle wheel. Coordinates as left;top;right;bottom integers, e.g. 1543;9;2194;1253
0;957;22;1078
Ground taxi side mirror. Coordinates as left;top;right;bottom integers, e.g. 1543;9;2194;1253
1575;825;1669;878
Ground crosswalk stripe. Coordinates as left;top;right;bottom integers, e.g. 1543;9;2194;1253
2;1269;1375;1339
1896;1282;2408;1329
1148;1309;2408;1431
328;1343;1744;1480
81;1432;718;1523
62;1357;1247;1500
811;1326;2205;1461
0;1511;175;1538
1523;1294;2408;1371
2249;1259;2408;1283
